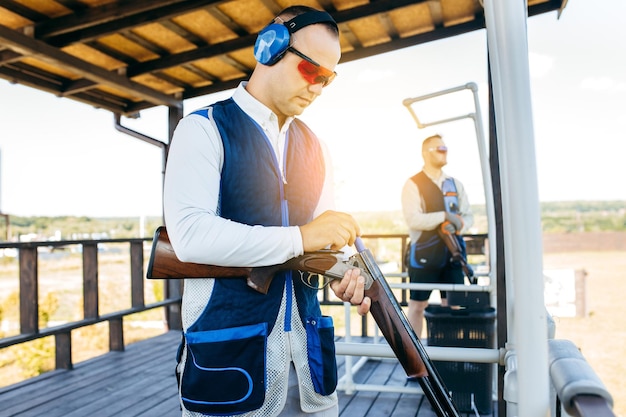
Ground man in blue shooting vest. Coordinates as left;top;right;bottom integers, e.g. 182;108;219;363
401;134;474;339
163;6;371;417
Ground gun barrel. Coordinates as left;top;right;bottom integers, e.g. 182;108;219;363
355;237;461;417
438;230;474;281
358;247;428;378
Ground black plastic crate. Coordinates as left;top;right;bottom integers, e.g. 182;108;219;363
425;306;496;414
446;290;490;309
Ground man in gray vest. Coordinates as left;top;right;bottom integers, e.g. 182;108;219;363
401;134;474;339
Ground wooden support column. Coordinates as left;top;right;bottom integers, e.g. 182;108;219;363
83;243;99;319
109;318;124;351
55;332;72;370
19;246;38;334
130;240;144;308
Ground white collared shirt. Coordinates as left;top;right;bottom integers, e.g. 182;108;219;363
164;82;336;267
401;169;474;243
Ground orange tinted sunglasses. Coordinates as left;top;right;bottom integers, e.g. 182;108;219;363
287;47;337;87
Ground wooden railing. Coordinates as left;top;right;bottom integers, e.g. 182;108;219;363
0;233;487;368
0;237;180;370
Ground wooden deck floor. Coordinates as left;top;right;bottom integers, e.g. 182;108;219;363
0;331;496;417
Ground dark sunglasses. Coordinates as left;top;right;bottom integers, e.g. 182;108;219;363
428;146;448;153
287;46;337;87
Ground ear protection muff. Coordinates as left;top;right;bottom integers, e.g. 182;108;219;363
254;23;291;65
253;10;337;66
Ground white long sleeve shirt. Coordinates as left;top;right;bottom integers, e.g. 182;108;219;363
163;82;336;267
401;169;474;243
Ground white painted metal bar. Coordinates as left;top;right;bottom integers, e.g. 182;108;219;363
334;298;501;398
340;301;357;395
337;380;423;396
336;342;502;364
483;1;550;416
466;83;498;306
390;282;491;292
402;84;476;129
385;271;491;279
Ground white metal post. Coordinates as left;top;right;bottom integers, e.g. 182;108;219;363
483;1;550;416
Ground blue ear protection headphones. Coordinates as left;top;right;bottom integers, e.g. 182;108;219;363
253;10;337;66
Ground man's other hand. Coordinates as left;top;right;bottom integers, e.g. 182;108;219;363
329;267;371;316
300;210;361;252
443;212;463;234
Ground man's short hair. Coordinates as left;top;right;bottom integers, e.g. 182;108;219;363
422;134;442;152
277;5;339;36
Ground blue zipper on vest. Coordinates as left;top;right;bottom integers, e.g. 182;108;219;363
442;178;460;214
252;123;293;332
282;131;292;332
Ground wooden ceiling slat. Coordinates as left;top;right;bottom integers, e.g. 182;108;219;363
440;0;480;26
203;4;252;37
131;23;197;55
39;0;226;46
389;4;435;38
347;16;391;48
97;33;160;62
0;0;51;22
62;42;125;71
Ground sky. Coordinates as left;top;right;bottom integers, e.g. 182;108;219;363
0;0;625;219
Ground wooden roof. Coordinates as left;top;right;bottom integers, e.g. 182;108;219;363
0;0;566;116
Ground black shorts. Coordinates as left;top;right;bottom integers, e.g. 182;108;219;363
408;263;464;302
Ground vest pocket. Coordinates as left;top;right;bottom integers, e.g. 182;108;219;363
181;323;267;414
410;235;448;270
306;316;337;396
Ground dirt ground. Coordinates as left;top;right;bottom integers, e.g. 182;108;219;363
542;232;626;416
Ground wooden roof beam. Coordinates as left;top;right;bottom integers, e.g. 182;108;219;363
37;0;225;47
0;23;181;108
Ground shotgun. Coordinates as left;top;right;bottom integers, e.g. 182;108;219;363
147;226;367;295
438;228;475;284
147;226;461;417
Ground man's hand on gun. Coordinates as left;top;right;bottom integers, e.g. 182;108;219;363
329;267;371;316
299;210;371;316
299;210;361;251
442;212;463;235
